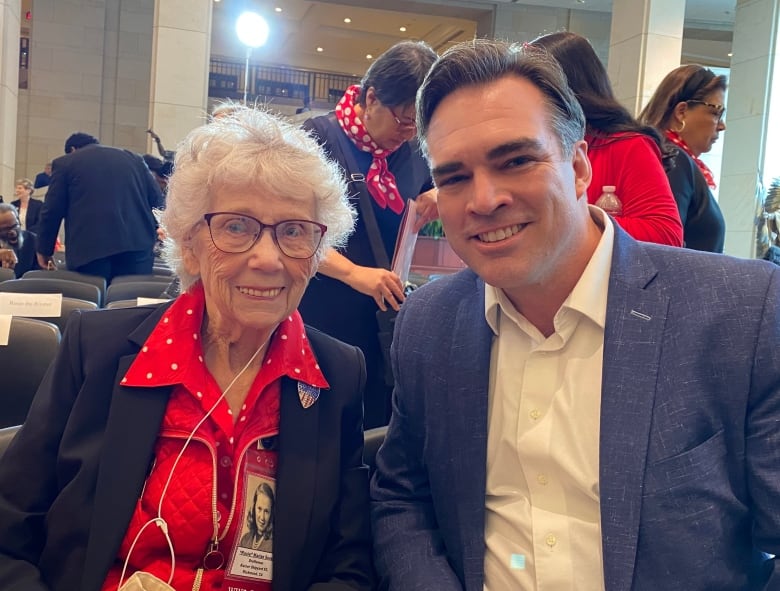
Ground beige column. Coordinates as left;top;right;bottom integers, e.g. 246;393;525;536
148;0;212;157
718;0;779;258
0;0;21;196
607;0;686;115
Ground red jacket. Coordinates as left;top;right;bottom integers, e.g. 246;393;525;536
586;132;683;247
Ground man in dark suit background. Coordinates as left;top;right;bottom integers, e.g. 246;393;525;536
0;203;42;277
371;40;779;590
33;162;52;190
36;132;163;281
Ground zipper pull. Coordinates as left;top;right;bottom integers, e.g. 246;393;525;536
203;541;225;570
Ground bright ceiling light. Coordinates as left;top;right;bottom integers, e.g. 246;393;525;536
344;17;352;23
727;52;733;57
317;47;324;52
366;54;373;59
275;6;282;12
236;12;270;48
399;26;407;32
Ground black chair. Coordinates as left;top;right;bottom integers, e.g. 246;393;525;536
0;268;15;282
0;318;61;428
105;281;172;305
363;425;387;475
0;425;21;460
23;296;98;334
110;274;174;285
106;298;167;310
0;278;102;307
23;269;106;303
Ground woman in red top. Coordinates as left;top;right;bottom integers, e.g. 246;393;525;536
531;32;683;247
0;106;372;591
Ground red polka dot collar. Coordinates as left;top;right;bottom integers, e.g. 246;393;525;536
121;283;330;392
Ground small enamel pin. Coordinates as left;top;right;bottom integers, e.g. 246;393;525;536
298;382;320;409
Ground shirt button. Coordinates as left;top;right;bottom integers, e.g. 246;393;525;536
220;456;232;468
546;534;557;547
530;409;542;420
537;474;548;485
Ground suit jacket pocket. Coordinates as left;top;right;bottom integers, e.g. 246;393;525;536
641;429;729;523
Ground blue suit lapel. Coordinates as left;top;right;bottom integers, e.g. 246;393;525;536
445;275;492;591
600;227;669;591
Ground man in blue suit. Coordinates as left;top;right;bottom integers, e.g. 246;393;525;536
371;40;780;591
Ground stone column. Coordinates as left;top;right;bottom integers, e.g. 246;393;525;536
607;0;686;115
148;0;212;157
718;0;780;258
0;0;21;196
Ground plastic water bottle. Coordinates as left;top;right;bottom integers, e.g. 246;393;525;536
595;185;622;215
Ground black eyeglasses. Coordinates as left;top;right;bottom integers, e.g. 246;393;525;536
203;212;327;259
386;104;417;130
686;100;726;121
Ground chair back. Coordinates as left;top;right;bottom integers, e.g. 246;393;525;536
111;274;174;285
0;268;15;282
0;425;21;460
23;269;106;303
22;296;98;334
0;278;102;307
0;318;60;428
106;299;170;310
105;281;172;305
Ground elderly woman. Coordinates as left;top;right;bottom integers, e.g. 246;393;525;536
640;65;728;252
11;177;42;235
0;107;372;591
300;40;438;428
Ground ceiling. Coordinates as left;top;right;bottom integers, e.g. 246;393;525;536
211;0;738;76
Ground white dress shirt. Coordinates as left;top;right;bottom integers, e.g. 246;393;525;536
483;207;614;591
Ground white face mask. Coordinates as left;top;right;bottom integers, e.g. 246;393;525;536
117;571;176;591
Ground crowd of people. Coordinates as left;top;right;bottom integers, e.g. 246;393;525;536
0;34;777;591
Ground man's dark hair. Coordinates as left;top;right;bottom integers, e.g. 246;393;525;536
417;39;586;159
359;41;436;108
64;132;99;154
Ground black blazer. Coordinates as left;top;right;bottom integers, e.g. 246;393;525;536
10;198;43;236
665;149;725;253
37;144;163;269
0;303;372;591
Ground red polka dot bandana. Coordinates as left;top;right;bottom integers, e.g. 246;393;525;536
335;85;405;214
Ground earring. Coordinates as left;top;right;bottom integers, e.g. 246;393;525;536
672;120;686;133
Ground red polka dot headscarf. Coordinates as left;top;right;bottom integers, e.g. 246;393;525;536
334;85;405;214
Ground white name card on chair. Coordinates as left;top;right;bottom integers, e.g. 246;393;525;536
0;293;63;318
0;314;10;345
137;297;169;306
